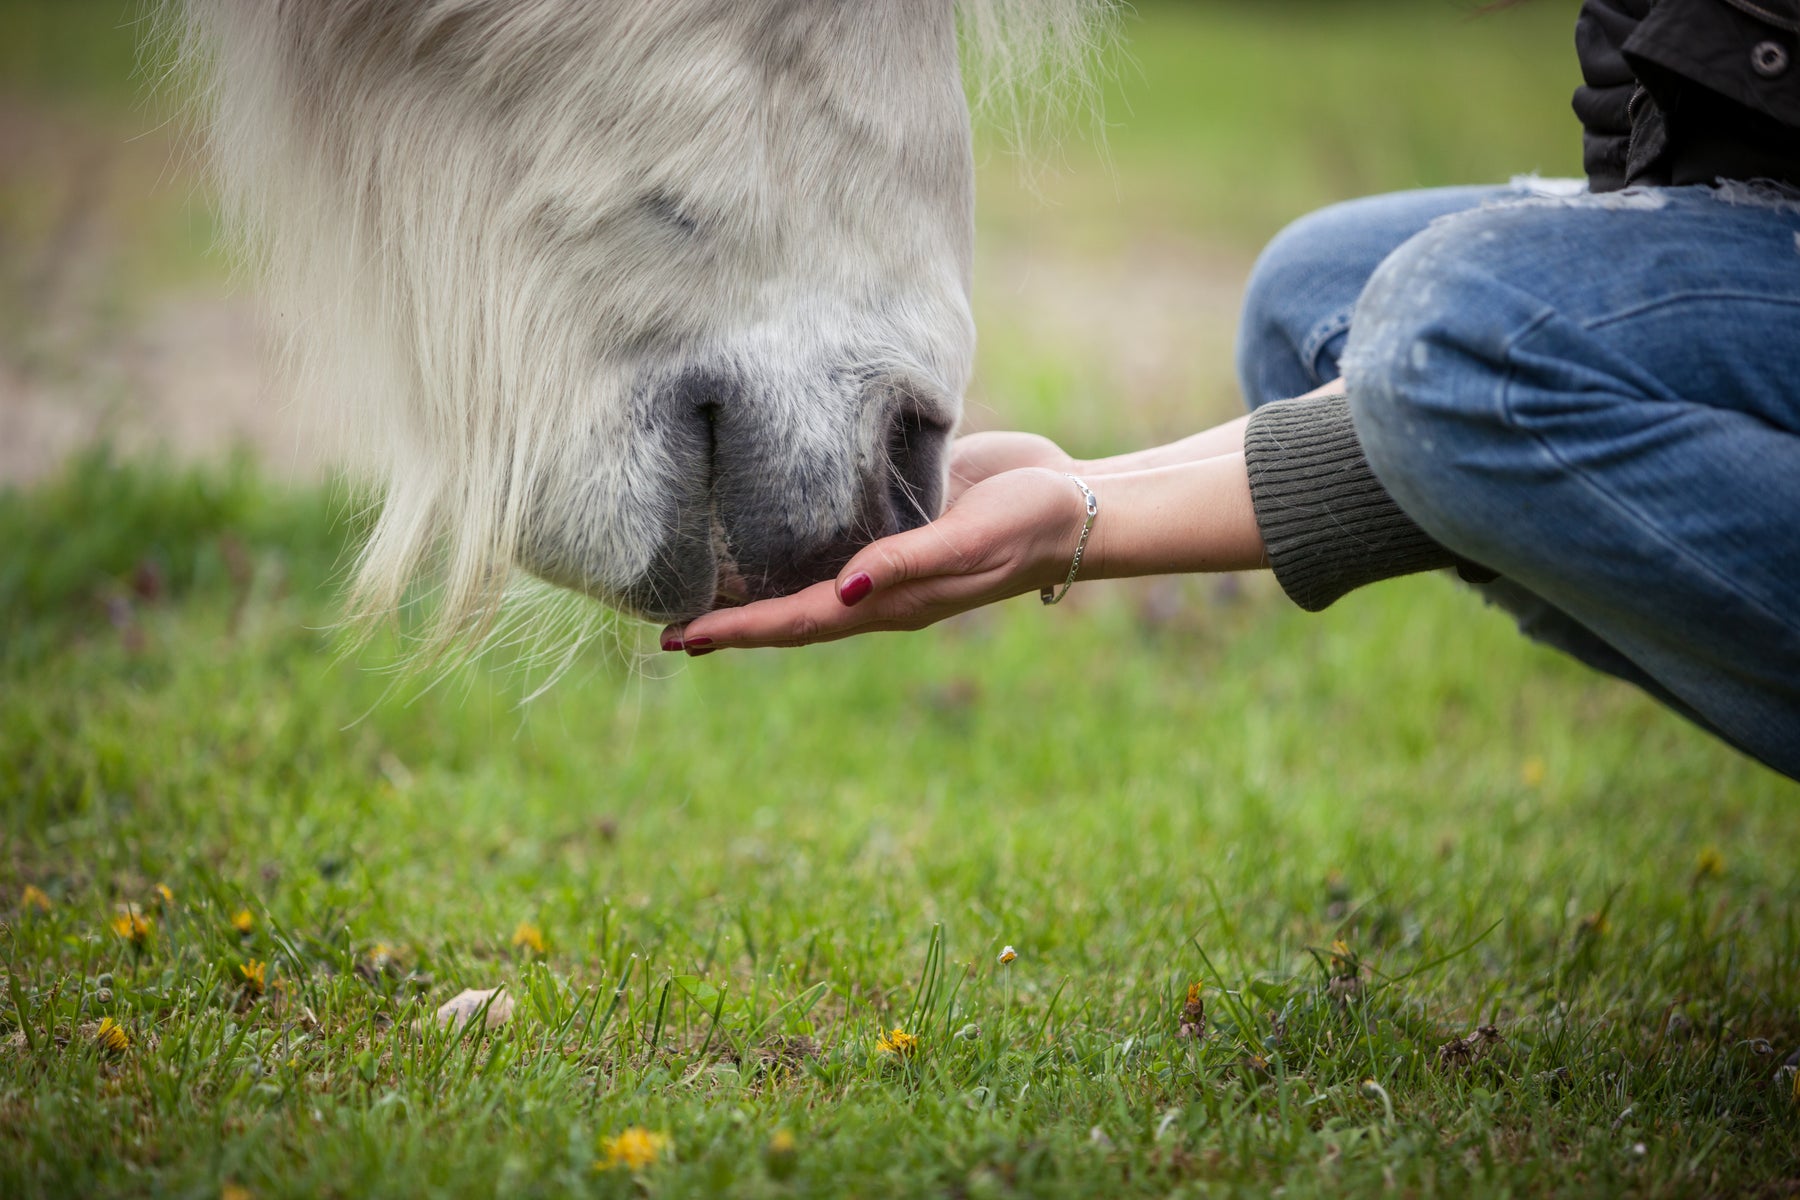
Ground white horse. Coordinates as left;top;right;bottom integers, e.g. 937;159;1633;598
170;1;1106;649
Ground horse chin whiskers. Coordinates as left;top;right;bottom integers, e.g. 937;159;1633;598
710;517;750;608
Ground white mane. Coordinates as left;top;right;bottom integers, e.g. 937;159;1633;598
162;1;1111;658
959;0;1112;138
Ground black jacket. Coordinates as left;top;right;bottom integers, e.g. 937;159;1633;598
1577;0;1800;190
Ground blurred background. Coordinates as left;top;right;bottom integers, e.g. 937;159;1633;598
971;0;1583;459
0;0;1585;487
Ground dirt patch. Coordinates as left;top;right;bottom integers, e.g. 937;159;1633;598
0;96;321;486
0;291;324;485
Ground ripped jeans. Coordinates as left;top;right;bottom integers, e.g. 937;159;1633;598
1236;181;1800;779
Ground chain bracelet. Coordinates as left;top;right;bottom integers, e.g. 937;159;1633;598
1040;474;1099;606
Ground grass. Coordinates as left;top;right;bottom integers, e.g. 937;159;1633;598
3;1;1799;1197
5;454;1797;1199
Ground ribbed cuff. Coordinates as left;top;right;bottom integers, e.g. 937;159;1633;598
1244;393;1484;612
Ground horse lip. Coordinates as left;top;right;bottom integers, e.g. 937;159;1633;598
711;568;749;607
711;517;749;606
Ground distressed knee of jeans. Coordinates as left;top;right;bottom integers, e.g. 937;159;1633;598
1342;236;1448;454
1709;178;1800;214
1342;241;1502;559
1345;360;1460;543
1348;377;1505;567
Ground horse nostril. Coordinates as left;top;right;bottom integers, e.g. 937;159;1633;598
885;407;949;532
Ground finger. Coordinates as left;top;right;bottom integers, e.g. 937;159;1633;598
834;515;980;607
945;439;1007;502
671;562;1016;652
672;579;870;650
943;461;997;505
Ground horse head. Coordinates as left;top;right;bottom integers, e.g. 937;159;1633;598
177;0;1101;642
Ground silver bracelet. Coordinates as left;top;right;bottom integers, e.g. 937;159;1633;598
1040;474;1099;606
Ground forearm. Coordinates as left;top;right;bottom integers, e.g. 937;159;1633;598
1073;380;1345;476
1081;454;1267;579
1078;415;1251;476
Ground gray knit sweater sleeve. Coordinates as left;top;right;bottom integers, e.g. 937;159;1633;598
1243;392;1491;612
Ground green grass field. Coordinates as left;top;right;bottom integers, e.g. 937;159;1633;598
4;2;1798;1197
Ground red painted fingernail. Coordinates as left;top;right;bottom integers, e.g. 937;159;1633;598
660;631;684;652
839;572;874;606
683;637;713;656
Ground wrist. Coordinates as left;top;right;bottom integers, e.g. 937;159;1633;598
1082;456;1265;581
1018;468;1097;590
1036;472;1100;604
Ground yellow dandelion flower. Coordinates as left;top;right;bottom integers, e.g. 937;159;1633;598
876;1027;920;1058
765;1129;798;1180
998;945;1017;965
1694;846;1726;881
230;909;255;935
239;959;267;996
598;1127;672;1171
1329;939;1358;977
1520;757;1546;788
94;1017;130;1054
154;883;174;905
111;909;152;947
21;885;51;913
510;922;545;954
221;1184;252;1200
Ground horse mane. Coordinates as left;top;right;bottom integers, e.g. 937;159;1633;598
154;1;1114;667
957;0;1114;146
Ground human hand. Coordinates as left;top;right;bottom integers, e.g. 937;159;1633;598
946;431;1076;503
663;467;1087;652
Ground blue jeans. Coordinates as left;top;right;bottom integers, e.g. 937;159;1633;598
1236;181;1800;779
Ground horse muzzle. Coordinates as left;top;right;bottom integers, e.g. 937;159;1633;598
546;364;954;623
